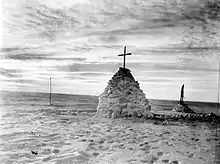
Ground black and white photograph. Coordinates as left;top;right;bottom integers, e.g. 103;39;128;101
1;0;220;163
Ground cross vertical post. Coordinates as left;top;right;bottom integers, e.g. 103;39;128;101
118;46;132;69
123;46;126;69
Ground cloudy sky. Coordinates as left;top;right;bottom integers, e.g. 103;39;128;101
1;0;220;102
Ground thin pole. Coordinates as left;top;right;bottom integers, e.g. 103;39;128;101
215;62;220;164
49;77;52;105
216;63;220;138
218;63;220;116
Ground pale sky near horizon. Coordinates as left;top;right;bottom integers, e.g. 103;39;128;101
1;0;220;102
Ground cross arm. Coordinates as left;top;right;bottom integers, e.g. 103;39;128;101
118;53;132;56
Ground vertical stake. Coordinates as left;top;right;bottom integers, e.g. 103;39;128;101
217;62;220;117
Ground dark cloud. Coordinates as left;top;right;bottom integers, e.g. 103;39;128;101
5;52;47;60
67;44;122;53
5;53;86;61
1;47;86;61
134;46;220;61
128;61;218;73
135;47;220;54
53;57;86;61
0;47;29;53
0;68;22;78
4;79;35;84
59;63;119;73
79;72;111;76
100;35;119;43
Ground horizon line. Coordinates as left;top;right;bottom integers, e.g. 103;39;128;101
1;90;219;104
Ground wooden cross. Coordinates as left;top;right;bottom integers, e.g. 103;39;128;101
118;46;131;69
